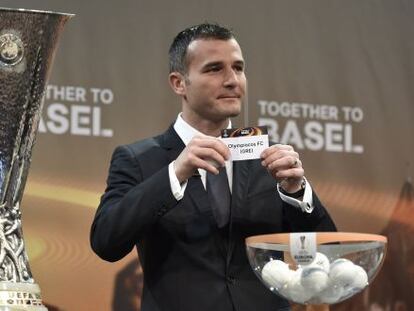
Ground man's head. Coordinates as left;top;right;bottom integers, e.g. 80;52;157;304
168;23;247;130
168;23;235;74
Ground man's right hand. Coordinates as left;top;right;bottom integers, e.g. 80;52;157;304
174;134;230;183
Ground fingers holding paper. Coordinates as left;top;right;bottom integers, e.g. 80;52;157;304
174;134;230;183
261;144;304;193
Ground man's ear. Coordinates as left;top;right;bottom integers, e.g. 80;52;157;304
168;72;186;96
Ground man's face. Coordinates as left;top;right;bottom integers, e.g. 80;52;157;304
180;38;246;124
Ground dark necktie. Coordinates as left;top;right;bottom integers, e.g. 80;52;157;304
206;166;231;228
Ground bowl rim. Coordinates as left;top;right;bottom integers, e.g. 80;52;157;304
246;232;387;245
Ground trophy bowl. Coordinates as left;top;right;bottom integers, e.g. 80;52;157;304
246;232;387;305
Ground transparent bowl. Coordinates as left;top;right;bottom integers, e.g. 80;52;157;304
246;232;387;305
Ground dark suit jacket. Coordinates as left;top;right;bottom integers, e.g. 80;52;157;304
90;125;336;311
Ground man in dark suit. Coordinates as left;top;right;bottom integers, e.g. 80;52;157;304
90;23;336;311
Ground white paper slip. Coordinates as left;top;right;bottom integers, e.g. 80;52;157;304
290;232;317;266
221;126;269;161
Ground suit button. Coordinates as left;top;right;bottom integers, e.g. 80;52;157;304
226;276;236;285
157;207;167;216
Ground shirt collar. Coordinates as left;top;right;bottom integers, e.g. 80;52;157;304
173;113;232;146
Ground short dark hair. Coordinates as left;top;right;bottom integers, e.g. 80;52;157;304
168;23;235;74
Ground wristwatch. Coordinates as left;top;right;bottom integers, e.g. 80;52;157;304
279;178;306;199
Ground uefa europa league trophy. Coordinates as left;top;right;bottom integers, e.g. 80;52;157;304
0;8;73;310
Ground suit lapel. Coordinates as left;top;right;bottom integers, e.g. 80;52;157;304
160;126;213;218
160;125;185;163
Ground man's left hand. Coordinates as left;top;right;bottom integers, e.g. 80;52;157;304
261;144;304;193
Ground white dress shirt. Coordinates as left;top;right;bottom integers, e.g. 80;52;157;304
168;114;314;213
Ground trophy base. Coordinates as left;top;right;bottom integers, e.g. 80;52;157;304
0;282;47;311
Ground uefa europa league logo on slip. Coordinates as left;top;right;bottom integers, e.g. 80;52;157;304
300;235;306;250
0;7;73;309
